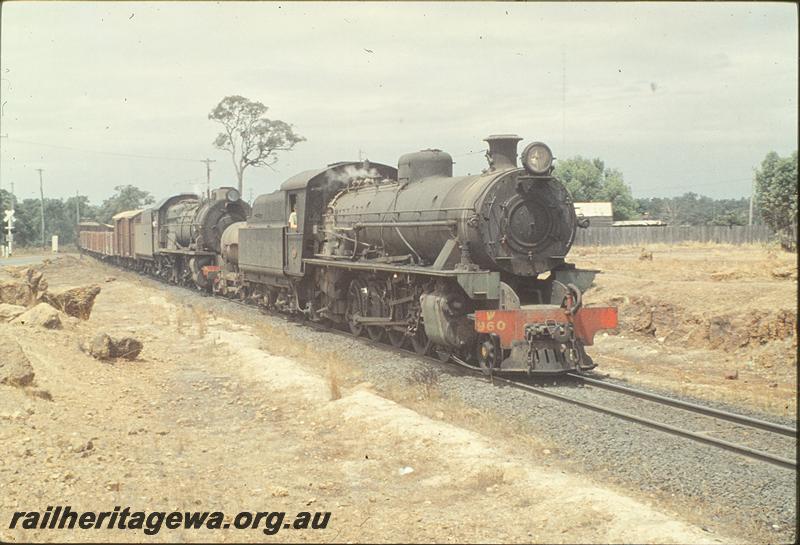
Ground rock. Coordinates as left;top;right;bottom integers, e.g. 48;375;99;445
724;370;738;380
26;388;53;401
42;285;101;320
86;333;114;360
398;466;414;476
0;268;47;306
0;303;27;322
11;303;64;329
113;337;143;360
638;249;653;261
105;276;116;283
0;280;34;306
771;266;797;280
0;328;35;387
82;333;143;361
71;440;94;453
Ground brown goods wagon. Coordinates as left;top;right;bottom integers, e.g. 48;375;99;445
112;210;142;258
78;222;115;256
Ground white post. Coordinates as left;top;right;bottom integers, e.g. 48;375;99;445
3;209;14;257
51;235;59;253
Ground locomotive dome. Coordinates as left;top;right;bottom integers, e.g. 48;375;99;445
398;149;453;183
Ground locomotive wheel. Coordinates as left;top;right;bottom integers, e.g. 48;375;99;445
345;281;365;337
366;326;385;342
387;328;407;348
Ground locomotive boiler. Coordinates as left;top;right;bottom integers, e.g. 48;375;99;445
321;135;576;276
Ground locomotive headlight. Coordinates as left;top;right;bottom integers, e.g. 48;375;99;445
520;142;553;175
226;189;241;202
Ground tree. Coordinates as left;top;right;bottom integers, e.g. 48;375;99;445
97;185;155;224
209;95;305;194
555;156;638;220
755;150;798;248
636;193;753;226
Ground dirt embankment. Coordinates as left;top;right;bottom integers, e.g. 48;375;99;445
574;244;797;414
607;295;795;361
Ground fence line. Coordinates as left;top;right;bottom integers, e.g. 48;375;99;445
573;225;775;246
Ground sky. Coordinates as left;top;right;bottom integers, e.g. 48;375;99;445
0;1;797;205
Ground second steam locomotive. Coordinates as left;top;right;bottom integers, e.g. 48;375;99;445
79;134;617;375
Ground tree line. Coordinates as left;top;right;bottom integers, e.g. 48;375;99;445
2;150;796;249
0;185;154;247
1;95;795;249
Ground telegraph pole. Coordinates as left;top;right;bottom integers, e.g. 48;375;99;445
76;189;81;224
202;158;215;200
561;45;566;152
36;168;45;248
748;178;755;226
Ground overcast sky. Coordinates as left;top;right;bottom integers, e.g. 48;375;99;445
1;1;797;205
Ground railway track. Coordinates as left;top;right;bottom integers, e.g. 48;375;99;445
118;267;800;472
484;369;797;471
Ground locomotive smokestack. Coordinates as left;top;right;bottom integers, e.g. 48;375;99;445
484;134;523;171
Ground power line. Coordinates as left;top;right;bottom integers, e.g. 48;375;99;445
5;137;205;163
170;176;206;187
451;149;486;158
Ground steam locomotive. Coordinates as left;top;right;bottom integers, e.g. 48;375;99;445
79;135;617;375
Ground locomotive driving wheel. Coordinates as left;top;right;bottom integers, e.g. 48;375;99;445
345;280;365;337
366;325;385;342
345;278;388;341
386;328;407;348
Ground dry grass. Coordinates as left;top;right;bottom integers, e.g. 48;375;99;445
575;243;797;285
243;319;556;460
407;366;441;400
327;363;342;401
467;467;506;490
573;240;786;256
191;305;208;338
174;307;186;334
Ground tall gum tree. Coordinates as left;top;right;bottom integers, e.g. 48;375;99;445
755;150;798;250
209;96;305;195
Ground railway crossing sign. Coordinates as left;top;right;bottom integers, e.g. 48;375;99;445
3;209;14;224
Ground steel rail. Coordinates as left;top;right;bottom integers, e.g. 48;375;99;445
566;372;797;437
489;374;796;471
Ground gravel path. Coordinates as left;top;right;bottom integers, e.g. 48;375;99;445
144;279;798;543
